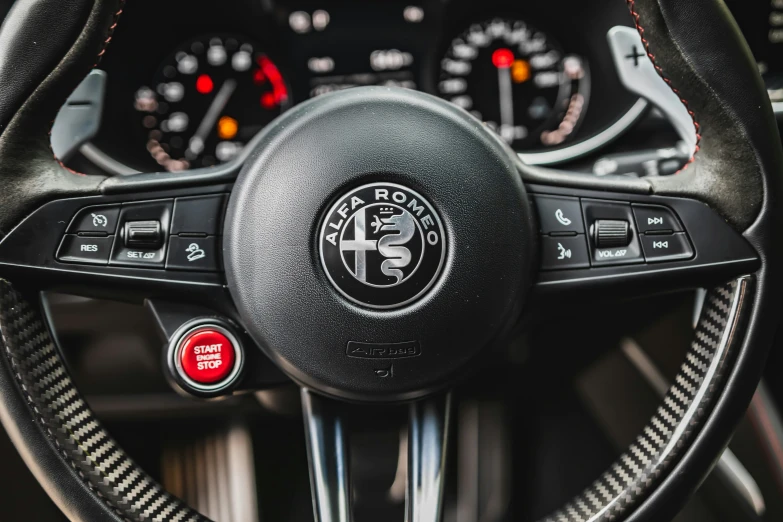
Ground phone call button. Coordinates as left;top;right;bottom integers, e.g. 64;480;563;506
532;195;585;234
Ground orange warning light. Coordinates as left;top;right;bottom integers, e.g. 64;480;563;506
511;60;531;83
217;116;238;140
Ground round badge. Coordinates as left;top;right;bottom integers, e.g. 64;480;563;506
319;182;446;309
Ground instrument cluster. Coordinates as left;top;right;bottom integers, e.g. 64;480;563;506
89;0;640;174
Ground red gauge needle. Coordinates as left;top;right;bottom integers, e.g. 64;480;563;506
493;48;515;143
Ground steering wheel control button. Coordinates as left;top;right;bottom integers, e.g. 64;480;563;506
167;236;220;271
319;182;446;309
540;235;590;270
640;232;693;262
124;220;162;248
632;204;683;234
67;205;120;235
532;195;584;235
594;219;630;248
110;200;172;268
582;199;643;266
57;235;114;264
178;329;236;384
171;194;227;236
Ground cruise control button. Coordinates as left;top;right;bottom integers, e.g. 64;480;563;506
532;195;584;234
178;328;236;384
166;236;220;271
57;235;113;264
124;220;162;248
640;232;693;262
171;195;227;236
540;235;590;270
633;204;683;233
67;205;120;234
110;200;172;268
111;246;165;267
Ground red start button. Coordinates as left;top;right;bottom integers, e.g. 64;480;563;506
178;329;236;384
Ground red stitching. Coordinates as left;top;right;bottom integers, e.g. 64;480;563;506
49;126;86;176
51;1;126;175
626;0;701;174
93;5;124;68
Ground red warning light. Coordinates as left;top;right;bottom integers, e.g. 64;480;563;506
492;48;514;69
261;91;276;109
195;74;214;94
253;69;266;85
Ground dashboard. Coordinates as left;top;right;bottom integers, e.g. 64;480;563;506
80;0;639;174
54;0;783;177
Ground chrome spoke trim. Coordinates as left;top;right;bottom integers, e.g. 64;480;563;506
407;393;452;522
302;388;353;522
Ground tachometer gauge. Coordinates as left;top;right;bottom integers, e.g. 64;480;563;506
438;19;589;150
134;35;289;172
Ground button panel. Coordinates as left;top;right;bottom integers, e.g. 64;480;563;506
533;195;693;271
56;194;228;273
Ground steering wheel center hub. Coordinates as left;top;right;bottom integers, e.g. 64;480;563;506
319;182;446;309
223;87;535;401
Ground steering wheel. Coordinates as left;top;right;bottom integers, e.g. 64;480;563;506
0;0;780;521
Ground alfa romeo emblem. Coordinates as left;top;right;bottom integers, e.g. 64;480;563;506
320;182;446;308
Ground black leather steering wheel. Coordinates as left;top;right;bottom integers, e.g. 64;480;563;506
0;0;780;521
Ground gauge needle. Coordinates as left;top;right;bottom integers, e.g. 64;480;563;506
187;78;237;157
498;65;514;142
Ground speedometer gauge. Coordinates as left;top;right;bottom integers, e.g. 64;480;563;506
134;35;289;172
438;19;589;151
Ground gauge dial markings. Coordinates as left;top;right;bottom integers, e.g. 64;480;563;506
134;35;289;172
438;19;589;151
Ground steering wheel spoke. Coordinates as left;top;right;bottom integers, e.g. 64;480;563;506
301;389;452;522
407;393;451;522
302;389;353;522
0;177;293;399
